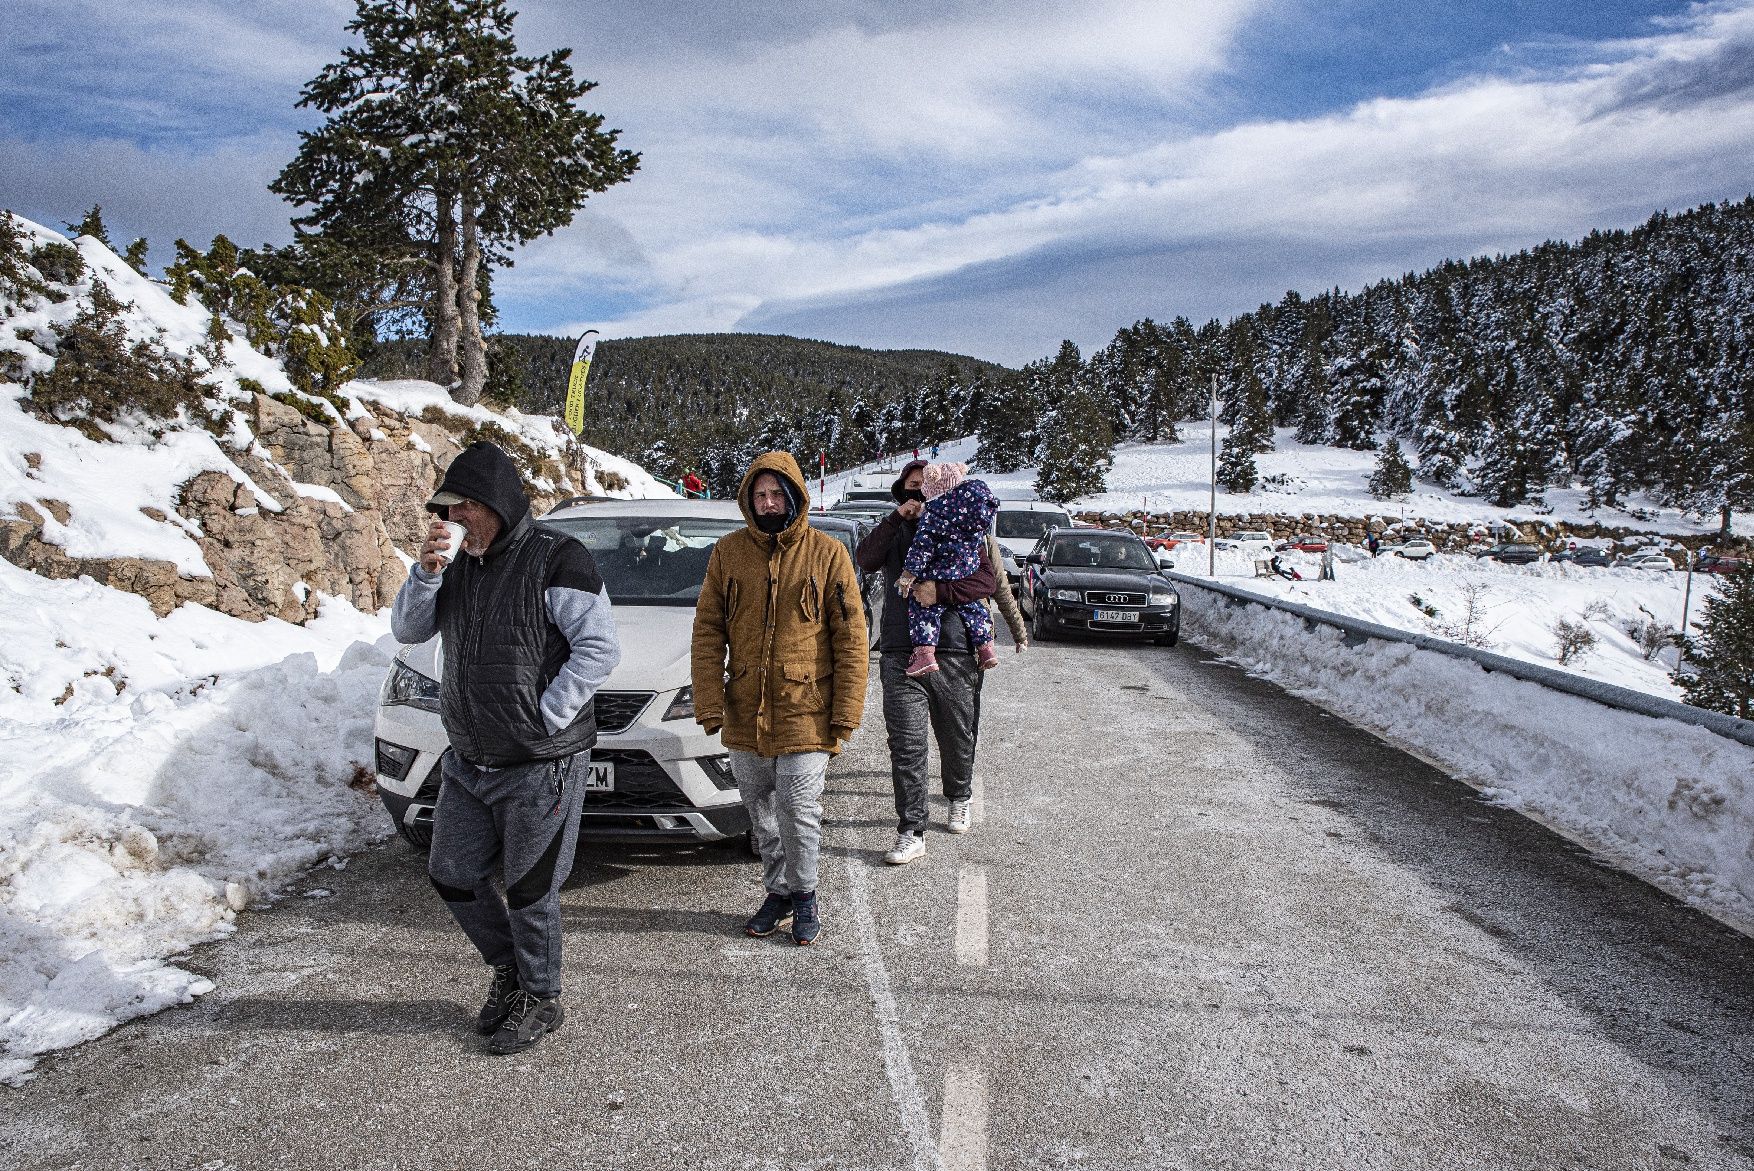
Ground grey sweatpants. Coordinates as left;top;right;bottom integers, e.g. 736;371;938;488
881;650;982;836
730;749;829;897
427;749;585;1000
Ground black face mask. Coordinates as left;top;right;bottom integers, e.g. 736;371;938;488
754;511;788;534
897;488;925;503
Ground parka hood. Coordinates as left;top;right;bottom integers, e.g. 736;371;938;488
890;459;928;502
426;441;531;535
737;451;811;541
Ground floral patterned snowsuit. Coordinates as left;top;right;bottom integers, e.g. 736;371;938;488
904;478;1000;649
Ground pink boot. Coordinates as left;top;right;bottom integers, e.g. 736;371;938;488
977;643;999;670
905;645;940;677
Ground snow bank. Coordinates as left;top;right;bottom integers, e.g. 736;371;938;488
0;561;393;1084
1177;581;1754;934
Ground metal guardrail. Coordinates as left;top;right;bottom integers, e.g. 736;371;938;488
1164;571;1754;749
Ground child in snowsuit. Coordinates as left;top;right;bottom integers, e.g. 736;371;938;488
896;462;1001;677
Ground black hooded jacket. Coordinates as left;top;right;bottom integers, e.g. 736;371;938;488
419;442;607;766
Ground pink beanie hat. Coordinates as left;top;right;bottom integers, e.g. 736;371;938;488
920;461;967;500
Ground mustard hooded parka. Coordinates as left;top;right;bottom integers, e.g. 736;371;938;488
690;452;869;755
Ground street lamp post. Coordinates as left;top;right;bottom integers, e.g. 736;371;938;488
1207;374;1218;577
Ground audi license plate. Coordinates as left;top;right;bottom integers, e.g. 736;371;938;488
584;761;615;791
1093;609;1139;623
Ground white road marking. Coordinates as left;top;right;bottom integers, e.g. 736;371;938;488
845;852;939;1171
938;1061;990;1171
955;867;989;967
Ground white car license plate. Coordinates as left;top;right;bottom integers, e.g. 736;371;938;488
1093;609;1139;623
584;761;615;792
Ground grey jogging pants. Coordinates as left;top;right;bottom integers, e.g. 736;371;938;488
881;650;982;836
730;749;829;898
427;749;586;1000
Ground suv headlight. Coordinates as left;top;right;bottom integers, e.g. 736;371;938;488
1051;588;1082;603
380;659;440;712
1149;586;1176;606
662;686;695;721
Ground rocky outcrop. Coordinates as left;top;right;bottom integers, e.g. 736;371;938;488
0;393;593;622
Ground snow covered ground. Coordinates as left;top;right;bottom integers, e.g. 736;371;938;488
1187;546;1703;701
0;561;393;1085
982;425;1750;536
1176;582;1754;935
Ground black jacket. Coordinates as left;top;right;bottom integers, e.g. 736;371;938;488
428;443;602;767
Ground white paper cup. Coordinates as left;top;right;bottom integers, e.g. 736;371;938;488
436;520;467;563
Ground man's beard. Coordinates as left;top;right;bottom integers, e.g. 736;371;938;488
755;512;788;533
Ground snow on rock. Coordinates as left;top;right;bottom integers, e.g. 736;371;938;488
1178;583;1754;935
0;560;393;1084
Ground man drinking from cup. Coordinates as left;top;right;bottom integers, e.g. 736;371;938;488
390;441;620;1055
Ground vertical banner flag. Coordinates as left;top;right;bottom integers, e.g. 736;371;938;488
564;330;599;436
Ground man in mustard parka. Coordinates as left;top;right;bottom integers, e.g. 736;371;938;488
691;451;868;944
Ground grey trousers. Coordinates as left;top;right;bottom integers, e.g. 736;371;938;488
730;749;829;897
427;749;585;1000
881;650;982;836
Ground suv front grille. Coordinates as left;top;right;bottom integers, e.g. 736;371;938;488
594;691;655;734
1084;590;1146;606
585;748;686;810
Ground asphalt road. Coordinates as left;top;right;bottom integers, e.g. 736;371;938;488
4;632;1753;1171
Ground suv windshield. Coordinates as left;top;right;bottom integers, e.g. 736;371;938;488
541;515;741;605
997;510;1069;540
1047;533;1156;570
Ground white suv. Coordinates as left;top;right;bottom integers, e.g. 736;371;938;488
992;500;1074;582
1217;530;1274;559
374;499;752;850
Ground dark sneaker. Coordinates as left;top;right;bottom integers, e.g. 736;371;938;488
476;962;519;1036
486;989;565;1055
745;891;794;937
791;890;821;946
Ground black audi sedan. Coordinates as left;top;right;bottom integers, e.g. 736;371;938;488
1020;528;1181;646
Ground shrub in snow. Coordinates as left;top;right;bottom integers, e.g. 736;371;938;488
1408;592;1440;619
1674;569;1754;719
1623;616;1676;661
27;240;85;294
1428;581;1500;649
1582;598;1614;622
1552;617;1598;665
25;281;215;437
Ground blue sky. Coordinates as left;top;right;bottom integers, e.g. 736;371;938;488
4;0;1753;365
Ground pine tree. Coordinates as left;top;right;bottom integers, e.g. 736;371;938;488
274;0;639;404
1033;384;1114;504
123;238;151;277
68;206;113;249
1674;569;1754;719
1216;426;1258;493
1369;437;1413;499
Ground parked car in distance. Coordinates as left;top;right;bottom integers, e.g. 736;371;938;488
808;512;884;649
1148;531;1206;549
1216;530;1274;558
827;498;895;520
992;500;1074;582
1552;546;1612;567
1474;542;1544;564
1614;550;1676;571
1389;538;1436;560
374;498;752;853
1275;535;1329;553
1020;528;1181;646
1695;553;1749;575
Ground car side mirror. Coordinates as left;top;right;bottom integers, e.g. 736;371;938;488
1154;552;1174;569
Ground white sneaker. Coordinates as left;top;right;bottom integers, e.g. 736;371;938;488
884;833;926;865
947;799;972;835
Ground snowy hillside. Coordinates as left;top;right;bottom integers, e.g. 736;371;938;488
983;425;1751;536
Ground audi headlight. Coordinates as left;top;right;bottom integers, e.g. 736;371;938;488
1051;588;1082;603
662;685;695;721
1149;586;1176;606
380;659;440;712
